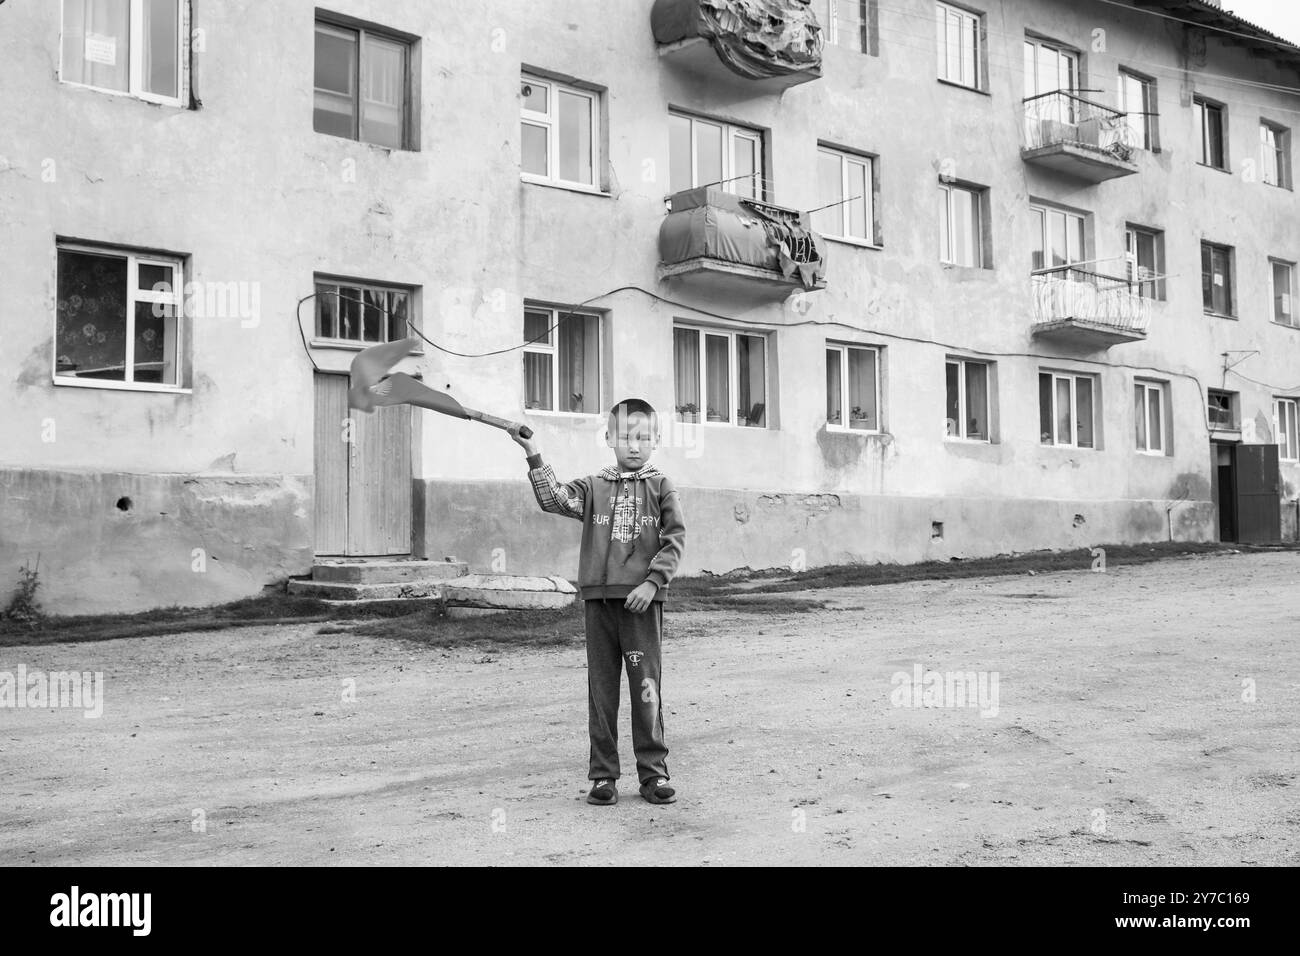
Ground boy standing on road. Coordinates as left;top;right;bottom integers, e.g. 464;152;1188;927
510;399;686;806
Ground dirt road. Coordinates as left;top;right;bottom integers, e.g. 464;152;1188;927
2;551;1297;866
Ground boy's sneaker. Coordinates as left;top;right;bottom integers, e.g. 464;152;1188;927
639;777;676;804
587;779;618;805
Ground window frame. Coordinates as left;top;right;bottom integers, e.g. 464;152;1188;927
1276;398;1299;461
521;305;602;416
1023;36;1079;99
1117;68;1158;151
313;15;415;150
814;146;876;245
1200;241;1235;317
668;111;765;200
1030;202;1087;272
1194;97;1227;170
821;0;871;53
1125;223;1165;300
312;277;417;350
1270;257;1297;327
1134;380;1168;455
1207;389;1237;432
939;181;984;268
936;1;982;91
1038;371;1097;449
1260;120;1291;189
53;241;188;393
520;73;602;193
825;343;883;433
59;0;188;108
944;357;993;442
673;324;770;429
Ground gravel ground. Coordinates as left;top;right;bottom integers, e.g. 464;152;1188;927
2;551;1297;866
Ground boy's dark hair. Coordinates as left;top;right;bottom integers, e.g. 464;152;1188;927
607;398;658;437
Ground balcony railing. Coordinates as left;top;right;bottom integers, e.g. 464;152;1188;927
1022;91;1140;182
1030;266;1151;346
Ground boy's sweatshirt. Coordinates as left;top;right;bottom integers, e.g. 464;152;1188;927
526;453;686;602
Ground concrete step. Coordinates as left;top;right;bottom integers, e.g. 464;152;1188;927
443;574;577;611
288;579;446;601
311;558;469;584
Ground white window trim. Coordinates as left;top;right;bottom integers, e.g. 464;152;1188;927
824;0;867;52
1260;122;1288;188
1275;398;1299;461
521;75;601;192
939;182;982;267
1195;98;1226;169
936;2;981;90
1125;225;1163;299
1117;69;1154;150
312;279;415;349
1040;371;1096;449
522;306;601;415
945;358;991;442
669;112;764;199
1135;380;1167;455
1270;258;1296;327
52;243;187;393
816;148;874;244
674;324;769;428
1024;37;1079;98
59;0;187;108
1030;203;1086;271
826;343;882;433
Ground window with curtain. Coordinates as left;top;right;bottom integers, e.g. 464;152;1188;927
674;325;767;427
315;280;412;345
1038;372;1095;448
314;18;412;149
61;0;184;104
945;358;991;440
826;345;880;430
939;182;982;267
1030;204;1085;272
523;306;600;413
1200;242;1233;315
1125;225;1164;300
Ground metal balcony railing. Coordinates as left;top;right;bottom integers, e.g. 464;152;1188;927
1030;266;1151;335
1023;90;1138;161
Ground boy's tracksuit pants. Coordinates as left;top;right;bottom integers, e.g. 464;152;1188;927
584;598;669;784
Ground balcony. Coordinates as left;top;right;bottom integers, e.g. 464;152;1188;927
650;0;824;93
1030;266;1151;348
658;186;827;301
1022;91;1140;183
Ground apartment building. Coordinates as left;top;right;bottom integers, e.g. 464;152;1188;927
2;0;1298;614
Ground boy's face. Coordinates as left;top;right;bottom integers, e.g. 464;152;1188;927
607;411;656;471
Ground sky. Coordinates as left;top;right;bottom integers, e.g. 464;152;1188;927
1221;0;1300;46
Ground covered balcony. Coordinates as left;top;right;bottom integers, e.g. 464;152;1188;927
658;186;828;301
650;0;824;93
1030;266;1151;348
1022;91;1140;183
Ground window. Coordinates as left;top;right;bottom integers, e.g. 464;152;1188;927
1272;259;1296;326
1118;69;1157;150
1208;389;1236;431
55;243;185;389
1134;380;1168;454
1038;372;1096;448
820;0;870;53
1030;204;1085;271
936;2;981;90
673;326;767;427
60;0;186;105
813;147;874;243
1276;398;1299;461
1024;37;1077;97
1125;225;1165;299
1260;122;1290;188
523;306;600;414
315;279;412;346
826;344;880;431
945;358;991;441
939;182;983;267
669;112;763;199
521;75;600;189
1194;98;1226;169
314;18;412;149
1200;242;1234;316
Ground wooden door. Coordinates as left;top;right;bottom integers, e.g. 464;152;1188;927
1234;443;1281;544
314;373;412;556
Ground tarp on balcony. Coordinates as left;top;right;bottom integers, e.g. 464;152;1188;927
651;0;823;79
659;187;827;289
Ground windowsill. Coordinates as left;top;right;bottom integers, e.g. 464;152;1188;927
520;175;610;198
1196;162;1232;174
1263;181;1293;191
1203;310;1237;321
940;262;993;273
53;377;191;395
937;78;989;96
826;424;885;435
673;419;767;430
311;339;424;354
313;129;417;153
59;78;185;110
1040;443;1097;451
944;436;992;445
823;235;882;251
523;409;602;418
1271;319;1300;330
1135;449;1169;457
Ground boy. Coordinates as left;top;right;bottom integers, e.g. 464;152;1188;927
510;399;686;806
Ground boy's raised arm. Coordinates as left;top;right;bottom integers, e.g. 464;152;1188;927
510;427;587;521
646;479;686;591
